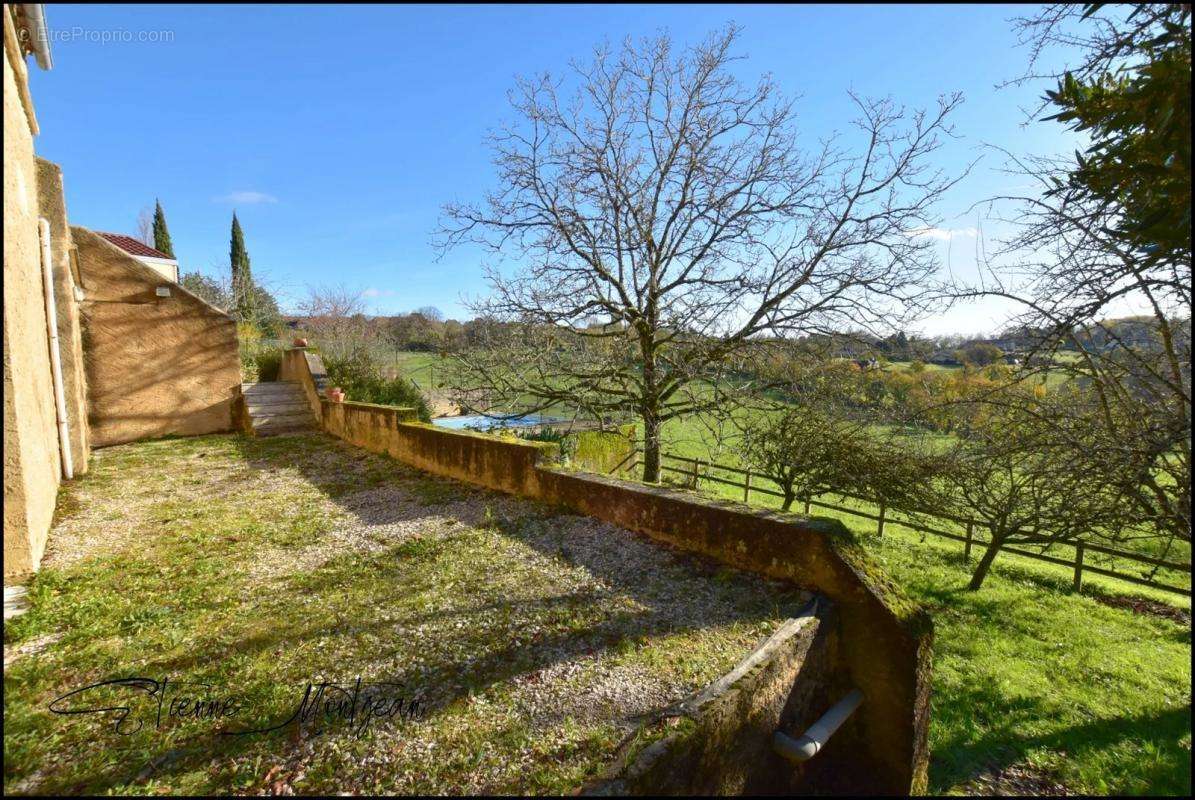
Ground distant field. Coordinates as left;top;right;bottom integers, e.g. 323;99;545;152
381;349;1184;583
881;359;1073;388
386;350;448;387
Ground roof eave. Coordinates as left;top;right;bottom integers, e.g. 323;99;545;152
19;4;52;70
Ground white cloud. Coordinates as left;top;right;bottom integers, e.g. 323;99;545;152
213;190;278;205
362;287;396;298
904;226;979;241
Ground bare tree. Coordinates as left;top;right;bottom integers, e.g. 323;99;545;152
135;205;154;247
438;25;965;481
941;394;1129;590
179;270;233;311
295;284;370;360
737;401;871;512
948;4;1191;545
414;305;445;322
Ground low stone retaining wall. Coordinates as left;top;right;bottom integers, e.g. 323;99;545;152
286;349;932;794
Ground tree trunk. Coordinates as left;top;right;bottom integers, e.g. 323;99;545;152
781;490;795;511
968;532;1005;590
642;413;662;483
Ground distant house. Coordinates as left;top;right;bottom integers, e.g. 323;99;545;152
928;350;960;366
976;337;1019;352
96;232;179;282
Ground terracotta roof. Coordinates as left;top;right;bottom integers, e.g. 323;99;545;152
96;231;175;260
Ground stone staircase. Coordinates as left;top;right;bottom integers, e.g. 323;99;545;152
241;381;317;436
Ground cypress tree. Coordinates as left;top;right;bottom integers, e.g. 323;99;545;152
229;212;254;322
152;199;175;258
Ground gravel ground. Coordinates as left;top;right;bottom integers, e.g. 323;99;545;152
8;432;809;795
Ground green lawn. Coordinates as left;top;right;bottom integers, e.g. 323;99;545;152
384;350;451;388
873;525;1191;795
3;433;806;795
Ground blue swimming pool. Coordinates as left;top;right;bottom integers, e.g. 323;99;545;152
432;413;562;431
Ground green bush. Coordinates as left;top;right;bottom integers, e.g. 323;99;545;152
240;348;259;382
255;349;282;382
324;349;432;422
237;325;282;383
515;427;575;461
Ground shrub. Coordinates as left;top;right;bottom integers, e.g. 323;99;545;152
237;323;283;382
324;348;432;422
255;349;282;382
240;349;259;382
238;323;261;382
515;427;577;461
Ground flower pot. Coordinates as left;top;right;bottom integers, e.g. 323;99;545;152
293;337;309;348
328;388;345;403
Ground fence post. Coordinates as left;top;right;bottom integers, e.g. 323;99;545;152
964;521;974;561
877;503;887;537
1073;543;1085;592
690;457;700;489
743;471;752;503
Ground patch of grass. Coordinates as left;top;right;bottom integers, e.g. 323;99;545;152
406;476;468;506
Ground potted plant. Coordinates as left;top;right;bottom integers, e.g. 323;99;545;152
328;387;345;403
293;337;309;348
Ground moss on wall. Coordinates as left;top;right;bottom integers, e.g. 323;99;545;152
571;425;635;474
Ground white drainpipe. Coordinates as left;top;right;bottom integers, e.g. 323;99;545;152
772;688;864;763
39;217;73;479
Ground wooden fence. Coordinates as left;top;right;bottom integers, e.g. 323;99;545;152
608;448;1192;598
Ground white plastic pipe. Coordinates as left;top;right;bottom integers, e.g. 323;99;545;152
39;217;72;479
772;688;864;763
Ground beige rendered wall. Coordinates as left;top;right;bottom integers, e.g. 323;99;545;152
3;9;65;578
73;227;241;447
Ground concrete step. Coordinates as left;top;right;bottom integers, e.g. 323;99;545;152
242;382;303;396
246;400;310;414
244;393;305;405
4;585;29;620
242;381;317;436
252;411;315;427
255;421;317;436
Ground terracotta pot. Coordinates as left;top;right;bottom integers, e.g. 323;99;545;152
293;337;309;347
328;388;345;403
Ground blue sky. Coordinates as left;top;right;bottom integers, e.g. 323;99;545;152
29;4;1080;335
